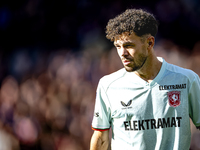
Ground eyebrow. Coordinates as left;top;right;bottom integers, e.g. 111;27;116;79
114;41;134;46
123;42;134;45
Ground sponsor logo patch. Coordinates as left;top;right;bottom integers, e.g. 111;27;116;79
168;91;181;107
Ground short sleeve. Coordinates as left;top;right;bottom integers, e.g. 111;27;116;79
91;80;111;131
189;73;200;128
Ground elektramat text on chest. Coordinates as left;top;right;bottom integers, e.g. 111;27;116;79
124;117;182;131
159;84;186;90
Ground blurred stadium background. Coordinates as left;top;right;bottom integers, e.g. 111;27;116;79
0;0;200;149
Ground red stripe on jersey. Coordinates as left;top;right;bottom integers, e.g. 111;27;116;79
91;126;110;131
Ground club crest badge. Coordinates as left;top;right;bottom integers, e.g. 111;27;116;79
168;91;181;107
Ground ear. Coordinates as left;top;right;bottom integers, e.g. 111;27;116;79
147;36;155;50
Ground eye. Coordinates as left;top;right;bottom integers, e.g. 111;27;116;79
115;45;121;48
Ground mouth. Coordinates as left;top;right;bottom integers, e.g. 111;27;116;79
122;59;131;65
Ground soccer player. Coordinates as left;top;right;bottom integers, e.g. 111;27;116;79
90;8;200;150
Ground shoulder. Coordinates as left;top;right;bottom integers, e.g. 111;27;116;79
165;60;199;82
98;68;126;90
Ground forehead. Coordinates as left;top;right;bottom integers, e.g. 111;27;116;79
114;32;141;45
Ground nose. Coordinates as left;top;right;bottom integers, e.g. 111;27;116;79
120;47;129;57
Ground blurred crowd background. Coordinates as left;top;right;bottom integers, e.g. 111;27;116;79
0;0;200;149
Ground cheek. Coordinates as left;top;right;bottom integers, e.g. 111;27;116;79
126;49;136;57
116;49;122;57
142;44;148;54
135;47;147;58
116;48;120;54
132;47;147;61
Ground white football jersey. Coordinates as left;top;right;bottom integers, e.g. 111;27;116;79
92;57;200;150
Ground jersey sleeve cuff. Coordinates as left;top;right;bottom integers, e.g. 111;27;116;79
91;126;110;131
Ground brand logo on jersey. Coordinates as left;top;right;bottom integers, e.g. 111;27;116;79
168;91;181;107
121;100;132;109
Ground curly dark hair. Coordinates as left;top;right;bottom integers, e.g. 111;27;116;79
106;9;158;41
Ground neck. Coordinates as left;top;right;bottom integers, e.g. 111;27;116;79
134;52;162;83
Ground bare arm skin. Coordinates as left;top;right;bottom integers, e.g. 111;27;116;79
90;130;110;150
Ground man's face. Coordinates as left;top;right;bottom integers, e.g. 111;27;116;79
114;32;149;72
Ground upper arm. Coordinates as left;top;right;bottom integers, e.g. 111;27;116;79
189;74;200;127
90;130;110;150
